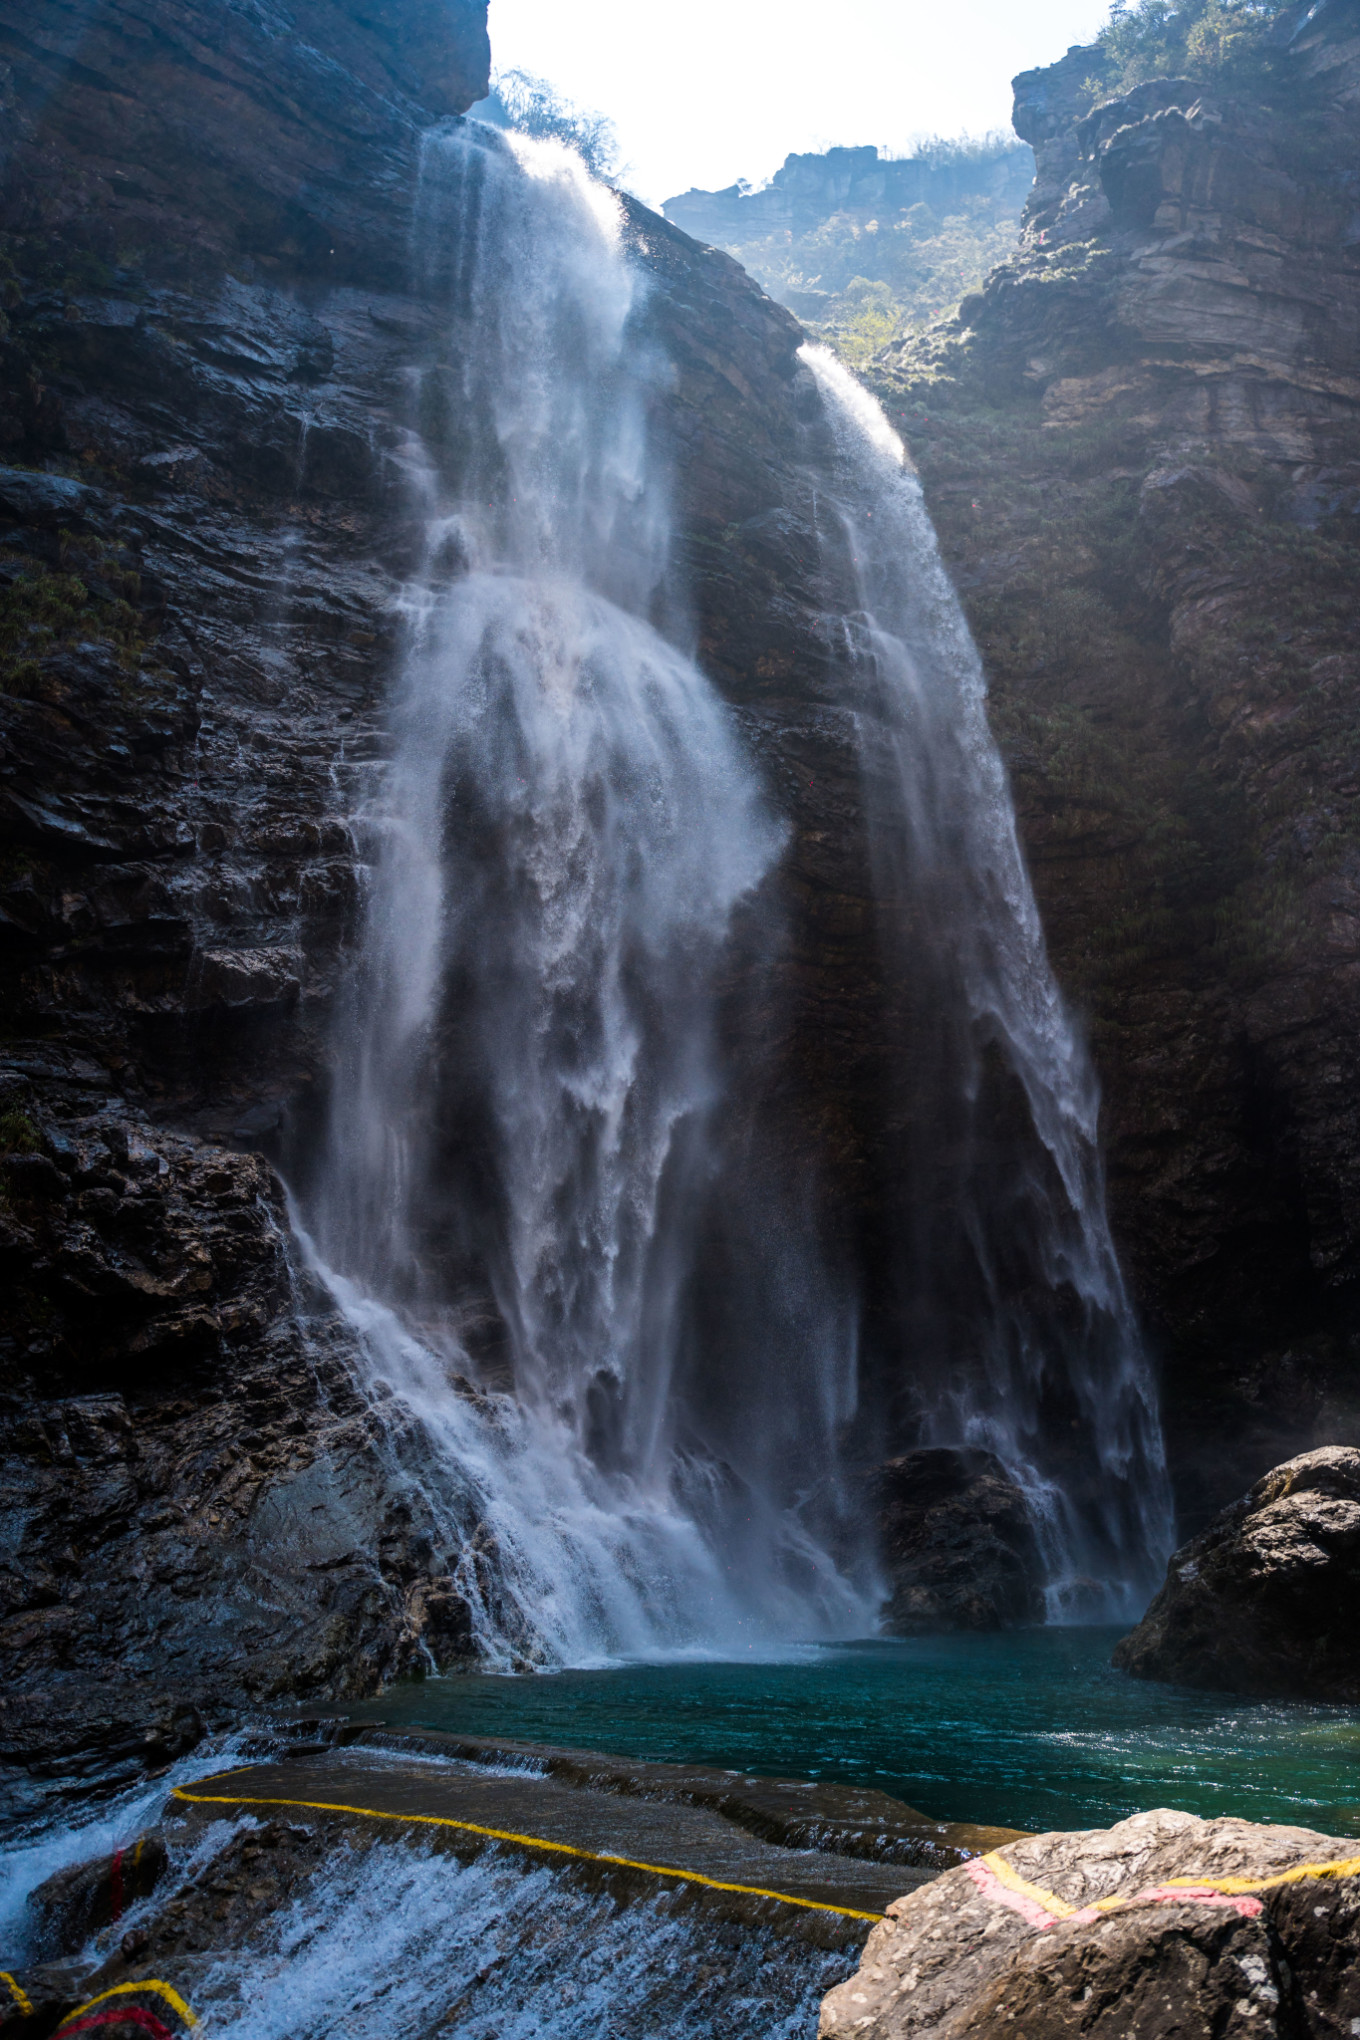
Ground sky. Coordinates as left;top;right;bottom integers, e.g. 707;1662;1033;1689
486;0;1118;207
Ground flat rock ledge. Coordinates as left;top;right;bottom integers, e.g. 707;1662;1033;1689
819;1807;1360;2039
1114;1447;1360;1701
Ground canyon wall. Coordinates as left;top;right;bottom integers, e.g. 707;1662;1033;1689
4;0;1358;1736
871;0;1360;1526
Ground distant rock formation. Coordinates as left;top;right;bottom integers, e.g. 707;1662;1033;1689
1114;1446;1360;1700
820;1805;1360;2038
664;141;1034;245
663;141;1033;348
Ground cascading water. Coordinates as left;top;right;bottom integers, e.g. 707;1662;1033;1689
301;117;1169;1665
304;122;876;1664
800;348;1174;1614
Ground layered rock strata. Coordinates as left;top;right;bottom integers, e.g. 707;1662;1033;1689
0;0;503;1718
1115;1444;1360;1699
871;0;1360;1525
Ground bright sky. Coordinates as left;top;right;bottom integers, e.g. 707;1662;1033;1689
486;0;1117;206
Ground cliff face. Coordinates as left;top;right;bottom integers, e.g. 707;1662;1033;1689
872;0;1360;1525
661;140;1034;355
0;0;503;1738
0;0;905;1724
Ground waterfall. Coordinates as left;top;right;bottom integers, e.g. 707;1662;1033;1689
305;123;876;1665
801;347;1174;1615
303;118;1169;1668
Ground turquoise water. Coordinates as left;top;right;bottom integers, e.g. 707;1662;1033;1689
352;1630;1360;1839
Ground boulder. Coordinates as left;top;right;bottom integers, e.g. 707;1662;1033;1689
819;1806;1360;2039
27;1835;169;1958
870;1448;1045;1633
1113;1447;1360;1700
0;1963;95;2040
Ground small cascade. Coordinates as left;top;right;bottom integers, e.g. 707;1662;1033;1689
306;123;875;1664
801;347;1174;1614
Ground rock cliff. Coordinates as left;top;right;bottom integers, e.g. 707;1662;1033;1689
0;0;502;1733
0;0;929;1716
872;0;1360;1528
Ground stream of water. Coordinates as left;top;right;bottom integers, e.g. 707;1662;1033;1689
803;351;1172;1615
294;116;1172;1664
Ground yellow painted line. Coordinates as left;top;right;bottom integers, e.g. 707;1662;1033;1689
1161;1851;1360;1898
1;1972;33;2016
66;1981;198;2028
981;1849;1079;1919
170;1783;884;1923
981;1844;1360;1923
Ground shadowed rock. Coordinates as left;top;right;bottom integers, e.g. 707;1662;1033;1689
1113;1446;1360;1700
870;0;1360;1530
870;1448;1045;1634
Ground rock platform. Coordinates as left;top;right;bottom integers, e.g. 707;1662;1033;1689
160;1722;1024;1938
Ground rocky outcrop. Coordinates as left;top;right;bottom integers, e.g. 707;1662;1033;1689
662;140;1032;343
872;0;1360;1526
869;1449;1044;1633
666;143;1034;247
1114;1445;1360;1699
820;1805;1360;2038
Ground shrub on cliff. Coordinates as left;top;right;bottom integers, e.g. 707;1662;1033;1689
1090;0;1293;94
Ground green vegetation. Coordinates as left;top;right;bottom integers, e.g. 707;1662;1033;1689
686;137;1031;367
752;199;1023;366
0;533;145;696
0;1109;40;1154
1086;0;1294;96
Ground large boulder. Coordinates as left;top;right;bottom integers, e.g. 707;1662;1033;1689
1113;1447;1360;1700
819;1806;1360;2039
870;1448;1045;1633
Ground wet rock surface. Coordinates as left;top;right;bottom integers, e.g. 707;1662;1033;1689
868;1448;1045;1633
167;1747;933;1923
0;0;984;1701
27;1835;168;1958
0;0;506;1721
1114;1446;1360;1700
3;1807;863;2040
819;1806;1360;2039
872;0;1360;1525
342;1724;1025;1872
1;1737;981;2040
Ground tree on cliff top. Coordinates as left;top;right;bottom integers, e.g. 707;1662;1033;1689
1092;0;1294;92
475;70;622;182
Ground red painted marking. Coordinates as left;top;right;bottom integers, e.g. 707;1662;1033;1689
58;2010;176;2040
968;1859;1266;1938
966;1858;1059;1929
